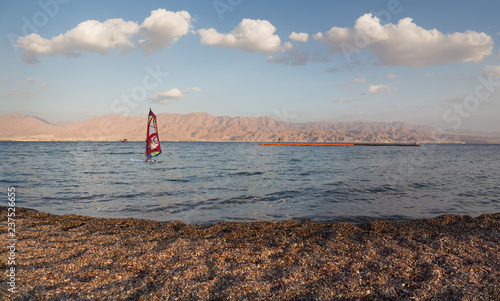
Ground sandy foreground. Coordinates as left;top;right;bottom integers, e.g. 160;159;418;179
1;207;499;300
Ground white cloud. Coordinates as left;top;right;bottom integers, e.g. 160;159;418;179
483;65;500;79
289;32;309;42
313;27;356;54
367;84;397;94
353;76;366;82
156;88;183;100
283;42;293;50
185;87;201;92
150;87;201;104
17;18;139;63
16;9;192;63
39;82;48;87
424;72;435;77
314;13;493;67
138;9;192;55
387;73;399;80
22;77;37;82
198;18;287;54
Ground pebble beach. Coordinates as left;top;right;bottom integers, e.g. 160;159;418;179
1;206;499;300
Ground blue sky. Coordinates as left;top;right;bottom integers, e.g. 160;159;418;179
1;0;500;132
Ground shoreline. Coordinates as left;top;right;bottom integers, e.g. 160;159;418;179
1;207;499;300
2;140;500;146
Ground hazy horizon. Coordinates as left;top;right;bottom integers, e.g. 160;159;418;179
1;0;500;132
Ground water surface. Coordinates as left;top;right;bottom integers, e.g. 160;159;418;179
2;142;499;224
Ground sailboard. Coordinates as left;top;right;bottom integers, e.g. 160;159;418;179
130;158;164;163
131;108;163;163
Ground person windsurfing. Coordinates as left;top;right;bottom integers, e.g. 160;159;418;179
145;139;151;162
144;109;162;162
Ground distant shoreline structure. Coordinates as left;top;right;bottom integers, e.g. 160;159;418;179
259;142;420;147
1;139;497;145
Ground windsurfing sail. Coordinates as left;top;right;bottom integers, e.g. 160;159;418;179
146;109;162;159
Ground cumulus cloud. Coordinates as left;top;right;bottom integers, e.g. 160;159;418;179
367;84;397;94
138;9;192;55
314;13;493;67
353;76;366;82
283;42;293;50
39;82;48;87
313;27;356;54
17;18;139;63
198;18;288;54
483;65;500;79
16;9;192;63
289;32;309;42
150;87;201;104
152;88;183;101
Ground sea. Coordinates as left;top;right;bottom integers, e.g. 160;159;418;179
2;142;499;224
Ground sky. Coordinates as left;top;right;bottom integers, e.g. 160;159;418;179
1;0;500;132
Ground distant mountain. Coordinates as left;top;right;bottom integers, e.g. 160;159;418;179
0;113;63;140
1;112;499;144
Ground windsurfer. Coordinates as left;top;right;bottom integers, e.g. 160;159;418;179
145;140;151;162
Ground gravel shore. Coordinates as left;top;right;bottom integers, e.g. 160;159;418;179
1;207;499;300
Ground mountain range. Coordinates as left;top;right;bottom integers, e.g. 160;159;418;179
1;112;499;144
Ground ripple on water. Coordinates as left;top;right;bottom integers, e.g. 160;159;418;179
2;142;499;223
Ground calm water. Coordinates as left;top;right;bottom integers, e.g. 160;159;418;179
1;142;499;224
